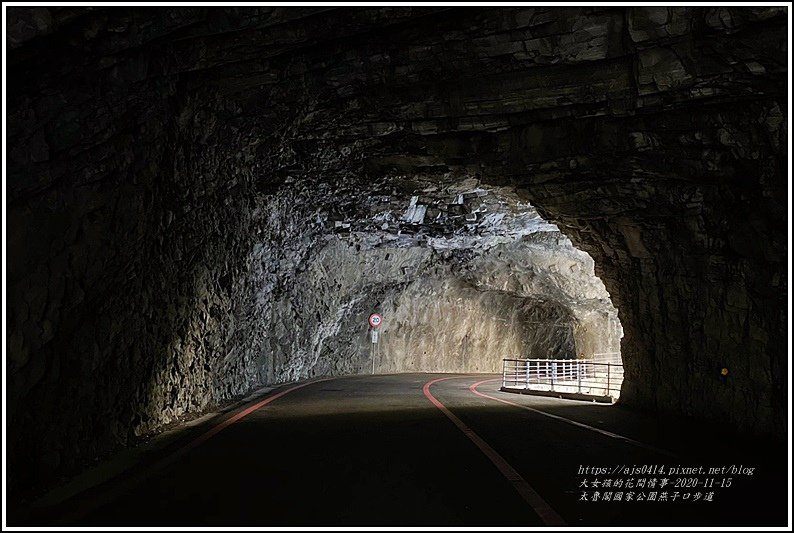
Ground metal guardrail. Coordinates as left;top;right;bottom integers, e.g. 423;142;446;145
501;358;624;399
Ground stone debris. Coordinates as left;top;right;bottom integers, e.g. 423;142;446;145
400;196;427;224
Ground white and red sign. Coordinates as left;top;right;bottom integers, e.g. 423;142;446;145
368;313;383;329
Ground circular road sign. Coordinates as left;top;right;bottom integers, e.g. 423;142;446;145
368;313;383;329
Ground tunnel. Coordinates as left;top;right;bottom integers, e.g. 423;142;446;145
4;5;789;528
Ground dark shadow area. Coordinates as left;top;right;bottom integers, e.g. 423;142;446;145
11;374;787;527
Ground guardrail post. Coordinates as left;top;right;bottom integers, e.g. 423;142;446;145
551;361;557;391
525;359;530;389
607;362;611;395
544;360;548;388
577;361;582;393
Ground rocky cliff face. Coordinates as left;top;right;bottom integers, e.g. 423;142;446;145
256;177;621;379
6;6;787;496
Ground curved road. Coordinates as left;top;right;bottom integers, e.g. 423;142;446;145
19;373;787;526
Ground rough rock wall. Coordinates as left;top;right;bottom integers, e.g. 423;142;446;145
287;233;619;377
6;79;272;488
6;6;787;496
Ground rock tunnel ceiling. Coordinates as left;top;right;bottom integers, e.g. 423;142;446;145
5;6;788;495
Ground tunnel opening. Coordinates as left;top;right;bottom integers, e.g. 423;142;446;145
239;172;624;386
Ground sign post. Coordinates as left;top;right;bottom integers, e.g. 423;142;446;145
368;313;382;374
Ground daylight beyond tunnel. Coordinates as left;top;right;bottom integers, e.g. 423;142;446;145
6;6;788;499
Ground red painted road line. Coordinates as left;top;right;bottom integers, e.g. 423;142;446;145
469;379;678;458
158;377;333;465
56;377;331;524
423;376;566;526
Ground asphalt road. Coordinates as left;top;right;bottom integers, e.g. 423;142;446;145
17;373;788;526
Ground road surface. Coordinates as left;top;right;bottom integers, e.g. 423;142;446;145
15;373;787;526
